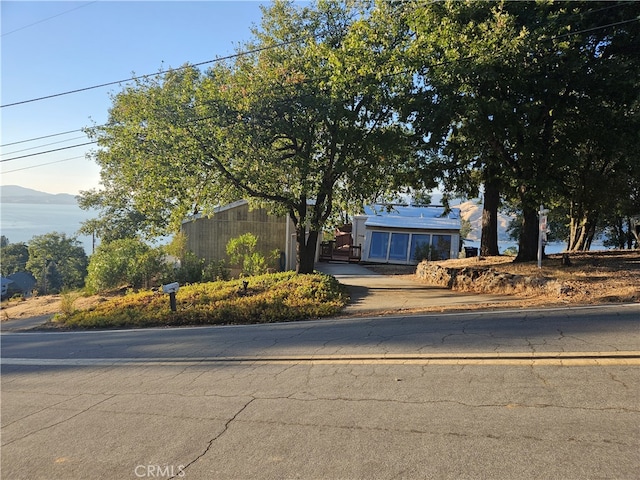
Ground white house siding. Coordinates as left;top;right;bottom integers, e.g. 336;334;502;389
352;206;461;265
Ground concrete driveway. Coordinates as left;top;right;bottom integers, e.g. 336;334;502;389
315;262;517;315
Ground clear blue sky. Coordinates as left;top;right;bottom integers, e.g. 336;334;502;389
1;1;271;194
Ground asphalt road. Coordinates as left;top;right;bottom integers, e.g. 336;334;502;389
2;304;639;480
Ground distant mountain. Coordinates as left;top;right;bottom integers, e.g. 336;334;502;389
451;199;514;241
0;185;78;205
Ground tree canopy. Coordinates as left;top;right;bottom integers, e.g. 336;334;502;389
403;0;640;260
82;0;413;273
26;232;88;294
81;0;640;266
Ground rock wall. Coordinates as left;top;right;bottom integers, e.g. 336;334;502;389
415;262;567;296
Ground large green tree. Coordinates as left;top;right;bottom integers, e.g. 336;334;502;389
26;232;88;294
85;238;166;292
1;241;29;276
404;0;640;260
82;0;412;273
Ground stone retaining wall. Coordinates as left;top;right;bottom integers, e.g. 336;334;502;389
415;262;568;296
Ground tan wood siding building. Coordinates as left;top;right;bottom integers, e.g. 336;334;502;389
181;200;293;270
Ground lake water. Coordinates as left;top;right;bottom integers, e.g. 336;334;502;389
463;240;569;255
0;203;99;255
0;203;586;257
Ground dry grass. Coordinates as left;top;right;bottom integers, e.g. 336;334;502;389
2;250;638;324
427;250;640;305
1;294;109;323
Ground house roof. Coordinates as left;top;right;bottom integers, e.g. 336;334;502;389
6;272;37;291
182;199;249;224
363;205;461;231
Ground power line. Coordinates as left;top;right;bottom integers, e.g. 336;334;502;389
553;17;640;40
2;10;637;164
2;10;636;139
1;156;86;174
1;136;88;156
0;37;311;109
0;142;97;163
0;129;85;148
1;1;98;38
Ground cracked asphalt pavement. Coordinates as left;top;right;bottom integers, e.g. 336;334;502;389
1;273;639;480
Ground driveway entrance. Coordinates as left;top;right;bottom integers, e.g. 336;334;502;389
315;262;517;315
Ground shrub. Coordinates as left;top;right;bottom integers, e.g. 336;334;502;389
86;239;167;293
60;290;82;316
226;233;275;276
202;260;230;282
56;272;348;329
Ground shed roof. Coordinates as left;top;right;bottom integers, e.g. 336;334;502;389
363;205;461;231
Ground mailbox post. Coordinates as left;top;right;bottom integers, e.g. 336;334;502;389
162;282;179;312
538;205;549;269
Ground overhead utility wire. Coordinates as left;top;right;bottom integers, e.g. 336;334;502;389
3;11;636;140
3;13;637;151
0;129;85;147
553;17;640;39
1;1;98;38
1;156;84;174
0;141;97;163
0;36;310;109
1;136;88;156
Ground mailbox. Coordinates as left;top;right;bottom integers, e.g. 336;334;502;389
162;282;179;312
162;282;179;294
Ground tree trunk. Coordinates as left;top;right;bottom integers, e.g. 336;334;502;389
480;177;500;256
514;205;539;262
296;227;319;274
568;214;597;251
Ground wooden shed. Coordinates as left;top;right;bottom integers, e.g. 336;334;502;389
181;200;296;271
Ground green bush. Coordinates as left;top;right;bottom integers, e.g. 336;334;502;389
56;272;348;329
202;260;230;282
86;239;167;293
226;233;276;276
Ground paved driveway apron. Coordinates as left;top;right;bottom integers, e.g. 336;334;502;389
315;262;516;315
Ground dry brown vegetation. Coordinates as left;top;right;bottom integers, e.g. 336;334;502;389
2;250;638;325
441;250;639;303
373;250;640;307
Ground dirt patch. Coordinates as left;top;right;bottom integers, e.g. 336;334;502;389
416;250;640;306
1;294;109;323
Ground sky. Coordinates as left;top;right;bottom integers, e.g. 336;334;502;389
1;1;271;195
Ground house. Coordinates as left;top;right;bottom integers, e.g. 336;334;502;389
5;272;37;297
181;200;298;271
182;200;462;270
352;205;462;265
1;277;13;299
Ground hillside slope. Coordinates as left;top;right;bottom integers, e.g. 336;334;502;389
0;185;77;205
452;199;513;241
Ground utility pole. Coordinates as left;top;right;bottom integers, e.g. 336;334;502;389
42;259;47;295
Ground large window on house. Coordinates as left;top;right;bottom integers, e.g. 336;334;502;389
410;234;431;262
369;232;390;260
389;233;410;261
368;231;455;263
432;234;452;260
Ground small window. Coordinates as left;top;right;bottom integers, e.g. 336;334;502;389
389;233;410;261
410;234;431;262
369;232;389;260
432;235;452;260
